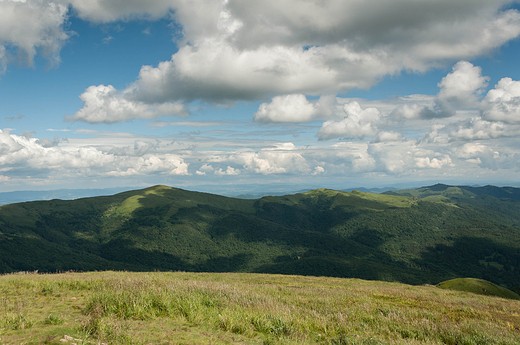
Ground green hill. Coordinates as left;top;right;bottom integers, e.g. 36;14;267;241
1;184;520;288
437;278;520;300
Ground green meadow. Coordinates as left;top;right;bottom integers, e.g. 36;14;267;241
1;271;520;345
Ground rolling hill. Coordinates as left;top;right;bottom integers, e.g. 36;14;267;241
1;184;519;288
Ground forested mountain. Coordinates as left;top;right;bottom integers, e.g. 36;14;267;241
1;184;519;288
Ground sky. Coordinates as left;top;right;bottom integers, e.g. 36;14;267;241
1;0;520;195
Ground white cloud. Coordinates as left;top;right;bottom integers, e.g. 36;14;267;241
311;166;325;175
2;1;513;125
414;156;453;169
480;77;520;124
0;0;69;71
372;131;403;143
0;129;189;179
449;117;520;140
368;142;415;174
422;124;448;144
317;101;382;140
254;94;338;123
231;143;309;175
254;94;318;123
73;1;520;110
452;142;501;170
328;142;376;173
2;0;519;98
391;61;488;119
128;43;342;104
196;163;214;175
67;85;187;124
391;104;436;121
214;166;239;176
366;140;454;174
106;154;189;176
102;35;113;44
437;61;488;108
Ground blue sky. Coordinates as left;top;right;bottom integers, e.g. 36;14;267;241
1;0;520;194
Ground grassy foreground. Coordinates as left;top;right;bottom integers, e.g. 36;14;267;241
1;271;519;344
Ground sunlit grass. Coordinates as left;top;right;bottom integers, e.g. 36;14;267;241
1;271;519;344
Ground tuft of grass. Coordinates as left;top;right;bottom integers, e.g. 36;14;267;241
1;312;34;331
43;313;64;325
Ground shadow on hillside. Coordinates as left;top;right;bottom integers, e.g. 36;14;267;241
197;253;253;272
208;211;393;259
415;236;520;287
253;200;355;232
100;237;255;273
0;234;127;273
100;238;191;271
254;255;429;284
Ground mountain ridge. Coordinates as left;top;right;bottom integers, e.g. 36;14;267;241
1;183;519;289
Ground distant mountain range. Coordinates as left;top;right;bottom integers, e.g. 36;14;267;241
0;186;401;205
0;187;134;206
1;184;519;289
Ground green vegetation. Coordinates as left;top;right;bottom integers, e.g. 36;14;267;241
437;278;520;300
1;184;520;289
1;271;519;344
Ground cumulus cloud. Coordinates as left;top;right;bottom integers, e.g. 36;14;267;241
422;124;449;144
67;85;187;124
437;61;488;108
0;129;188;179
450;117;520;140
317;101;382;140
452;142;502;170
414;156;453;169
311;166;325;175
371;131;403;143
0;0;69;71
214;166;240;176
70;1;520;111
368;141;453;174
195;163;214;175
391;61;488;119
4;1;517;122
480;77;520;124
254;94;318;123
254;94;338;123
106;154;188;176
231;143;309;174
390;104;436;120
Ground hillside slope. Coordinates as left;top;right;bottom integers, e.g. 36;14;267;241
0;184;519;287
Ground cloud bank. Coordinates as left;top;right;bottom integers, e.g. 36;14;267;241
1;1;520;189
3;0;517;121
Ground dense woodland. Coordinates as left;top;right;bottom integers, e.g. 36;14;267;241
1;184;520;289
